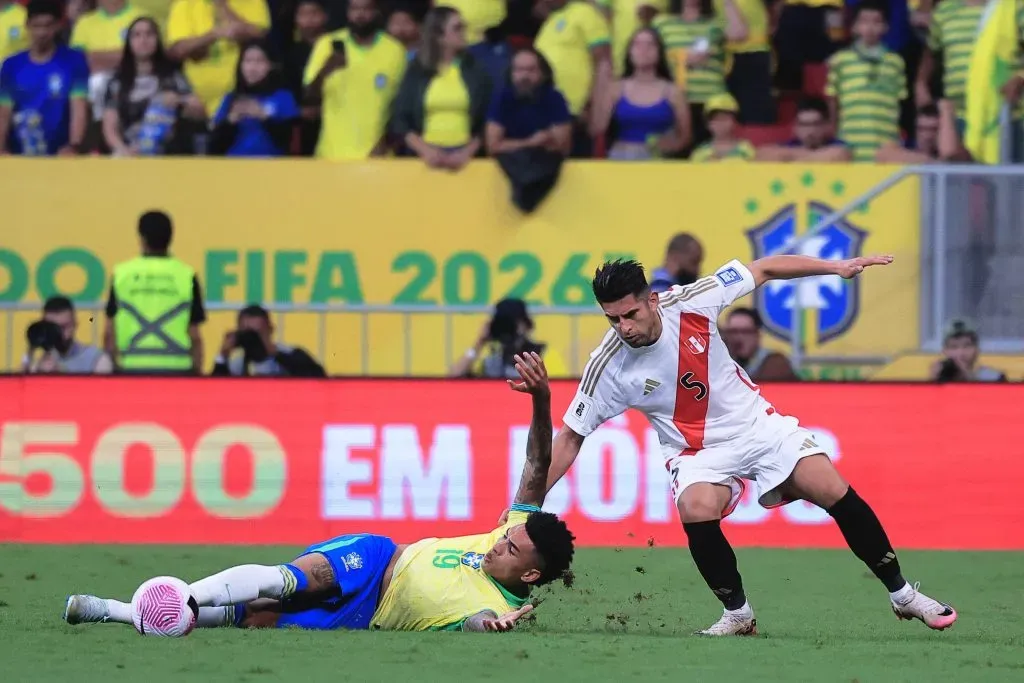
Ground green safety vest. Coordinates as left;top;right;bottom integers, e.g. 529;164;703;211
112;256;195;371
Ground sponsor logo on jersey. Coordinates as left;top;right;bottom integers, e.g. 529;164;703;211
746;201;867;345
685;334;706;355
574;400;588;419
642;378;661;396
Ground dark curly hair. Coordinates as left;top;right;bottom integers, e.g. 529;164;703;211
524;512;575;586
592;259;650;304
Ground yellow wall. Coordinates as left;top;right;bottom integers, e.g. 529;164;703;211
0;159;919;375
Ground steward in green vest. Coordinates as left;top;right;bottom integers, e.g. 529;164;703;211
104;211;206;373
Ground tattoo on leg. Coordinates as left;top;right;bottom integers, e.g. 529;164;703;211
309;556;335;591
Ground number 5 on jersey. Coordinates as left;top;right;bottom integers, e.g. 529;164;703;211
679;372;708;401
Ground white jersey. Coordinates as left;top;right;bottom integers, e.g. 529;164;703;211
563;260;775;462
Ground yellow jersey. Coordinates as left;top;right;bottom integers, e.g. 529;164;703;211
371;508;535;631
166;0;271;115
690;139;755;162
0;3;28;63
536;0;611;115
70;4;145;53
133;0;173;30
303;29;407;160
596;0;670;76
438;0;506;44
423;62;471;147
715;0;769;53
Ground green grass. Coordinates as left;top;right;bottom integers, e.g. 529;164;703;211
1;545;1022;682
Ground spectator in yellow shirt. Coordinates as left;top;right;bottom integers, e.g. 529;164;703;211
596;0;668;75
303;0;406;160
689;92;755;161
391;6;493;170
535;0;612;157
0;1;28;63
167;0;270;117
70;0;145;129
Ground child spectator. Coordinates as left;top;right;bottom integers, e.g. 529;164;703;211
0;0;88;156
689;92;754;161
102;17;200;156
210;39;298;156
0;0;28;63
591;27;690;160
756;96;852;161
391;6;492;170
303;0;406;160
653;0;747;148
535;0;612;157
826;1;906;162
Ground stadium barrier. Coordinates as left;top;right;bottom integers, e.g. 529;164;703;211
1;377;1020;550
1;159;920;375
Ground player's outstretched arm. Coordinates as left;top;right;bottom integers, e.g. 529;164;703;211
747;254;894;288
508;352;553;508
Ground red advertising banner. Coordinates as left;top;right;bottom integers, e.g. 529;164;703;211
0;377;1021;549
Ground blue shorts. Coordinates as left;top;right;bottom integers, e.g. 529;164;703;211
275;534;397;631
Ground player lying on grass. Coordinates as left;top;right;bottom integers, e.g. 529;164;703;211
530;255;956;635
66;353;573;633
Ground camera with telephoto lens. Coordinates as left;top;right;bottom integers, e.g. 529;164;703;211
26;320;65;352
936;358;962;383
234;329;269;363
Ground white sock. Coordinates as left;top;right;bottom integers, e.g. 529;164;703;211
726;601;753;615
889;581;914;604
105;599;132;624
189;564;289;607
196;606;234;628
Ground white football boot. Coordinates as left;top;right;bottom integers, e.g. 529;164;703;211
891;582;958;630
64;594;110;625
696;603;758;636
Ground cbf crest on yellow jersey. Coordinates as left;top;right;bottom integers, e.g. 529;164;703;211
370;507;535;631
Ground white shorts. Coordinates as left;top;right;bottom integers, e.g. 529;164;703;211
666;410;830;517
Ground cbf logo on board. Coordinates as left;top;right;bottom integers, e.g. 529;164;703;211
743;172;868;345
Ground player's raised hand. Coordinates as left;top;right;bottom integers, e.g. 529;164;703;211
482;604;535;632
836;254;894;279
507;352;550;397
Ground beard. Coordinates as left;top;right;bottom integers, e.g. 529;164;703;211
675;268;698;286
349;20;378;39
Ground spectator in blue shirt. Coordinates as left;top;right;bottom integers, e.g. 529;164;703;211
485;47;571;156
210;39;299;157
0;0;89;156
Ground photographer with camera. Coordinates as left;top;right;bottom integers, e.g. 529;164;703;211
22;297;113;374
929;319;1007;383
449;298;566;379
212;304;326;377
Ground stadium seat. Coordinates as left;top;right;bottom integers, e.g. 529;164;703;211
737;124;791;147
803;63;829;98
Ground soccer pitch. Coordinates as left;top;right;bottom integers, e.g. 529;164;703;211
2;546;1022;682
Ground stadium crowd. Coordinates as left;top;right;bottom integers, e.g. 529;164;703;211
0;0;1019;162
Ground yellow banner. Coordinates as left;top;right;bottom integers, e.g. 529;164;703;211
0;160;919;375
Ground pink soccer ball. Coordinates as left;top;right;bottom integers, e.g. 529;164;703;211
130;576;198;637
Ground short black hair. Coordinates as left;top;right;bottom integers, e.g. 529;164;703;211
796;96;829;120
43;296;74;314
917;103;940;118
592;259;650;304
524;512;575;586
27;0;61;20
727;306;763;329
853;0;889;22
139;210;173;252
667;233;701;255
238;304;270;322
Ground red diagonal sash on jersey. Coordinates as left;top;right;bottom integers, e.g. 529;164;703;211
673;313;712;450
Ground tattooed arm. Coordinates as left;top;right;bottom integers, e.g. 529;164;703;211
507;352;553;509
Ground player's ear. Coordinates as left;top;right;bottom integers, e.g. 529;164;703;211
521;567;542;585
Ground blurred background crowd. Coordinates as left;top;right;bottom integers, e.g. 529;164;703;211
1;0;1019;163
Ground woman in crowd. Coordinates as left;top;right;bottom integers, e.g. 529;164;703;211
102;17;202;156
210;39;299;157
390;6;492;170
653;0;747;149
591;28;690;161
